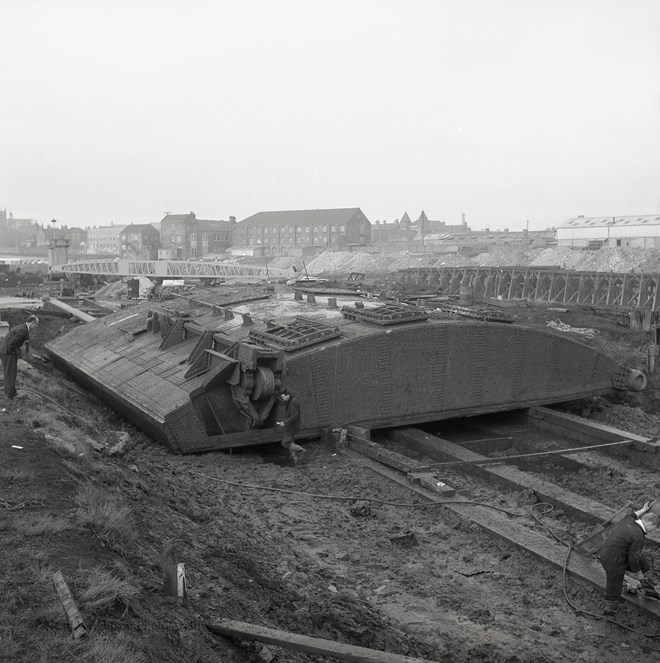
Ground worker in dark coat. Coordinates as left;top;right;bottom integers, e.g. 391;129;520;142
0;315;39;399
599;512;658;603
276;388;306;464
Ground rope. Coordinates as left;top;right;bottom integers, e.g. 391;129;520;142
411;439;632;471
189;470;525;516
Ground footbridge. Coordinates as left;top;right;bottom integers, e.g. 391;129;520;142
397;266;660;310
53;259;293;281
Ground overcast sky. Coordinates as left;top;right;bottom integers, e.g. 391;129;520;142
1;0;659;231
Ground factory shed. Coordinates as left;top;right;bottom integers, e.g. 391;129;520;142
557;214;660;248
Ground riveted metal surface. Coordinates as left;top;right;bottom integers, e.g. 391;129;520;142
46;297;644;454
544;335;561;394
430;325;447;407
470;325;486;404
310;352;332;426
510;326;526;401
376;334;393;417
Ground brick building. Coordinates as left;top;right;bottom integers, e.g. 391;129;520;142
232;208;371;256
160;212;232;259
118;224;161;260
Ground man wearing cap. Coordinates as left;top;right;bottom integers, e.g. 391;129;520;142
0;315;39;399
600;510;658;608
276;388;306;465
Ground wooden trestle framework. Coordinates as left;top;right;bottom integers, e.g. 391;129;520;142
397;266;660;310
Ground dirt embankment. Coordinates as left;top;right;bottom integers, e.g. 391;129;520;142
269;246;660;277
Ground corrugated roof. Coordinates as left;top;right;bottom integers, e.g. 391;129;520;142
239;208;365;227
560;215;660;229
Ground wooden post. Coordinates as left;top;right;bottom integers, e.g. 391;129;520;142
648;345;657;374
52;571;87;640
162;541;179;596
177;562;187;600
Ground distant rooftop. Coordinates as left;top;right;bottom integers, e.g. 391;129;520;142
561;215;660;228
240;208;365;227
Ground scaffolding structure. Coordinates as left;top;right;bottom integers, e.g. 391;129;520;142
397;266;660;310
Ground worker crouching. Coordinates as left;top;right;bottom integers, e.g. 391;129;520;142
600;511;658;606
276;388;306;465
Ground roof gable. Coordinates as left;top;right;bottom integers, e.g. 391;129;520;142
161;212;196;224
119;224;159;234
197;219;230;231
239;208;366;227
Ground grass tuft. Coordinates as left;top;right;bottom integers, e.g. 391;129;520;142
0;467;35;482
79;633;147;663
74;483;136;549
11;513;71;536
77;567;140;613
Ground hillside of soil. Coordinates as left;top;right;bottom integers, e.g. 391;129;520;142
268;246;660;277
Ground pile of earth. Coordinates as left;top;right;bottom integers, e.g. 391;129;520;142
269;247;660;278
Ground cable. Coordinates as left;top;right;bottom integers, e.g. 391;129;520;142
342;430;633;470
21;387;102;436
530;502;660;641
189;470;525;516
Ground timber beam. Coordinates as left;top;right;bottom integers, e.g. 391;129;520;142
208;618;440;663
390;428;617;526
528;407;660;466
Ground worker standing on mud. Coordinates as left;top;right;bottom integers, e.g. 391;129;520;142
600;510;658;607
0;315;39;400
276;388;306;465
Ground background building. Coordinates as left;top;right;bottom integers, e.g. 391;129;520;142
232;208;371;256
0;210;38;253
557;215;660;248
119;224;161;260
87;225;122;254
160;212;231;259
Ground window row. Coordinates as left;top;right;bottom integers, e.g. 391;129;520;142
245;224;346;235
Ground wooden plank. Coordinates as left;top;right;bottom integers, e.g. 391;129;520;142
391;428;616;525
348;451;660;622
208;619;440;663
47;297;96;322
348;437;420;473
52;570;87;640
528;407;660;461
408;472;456;497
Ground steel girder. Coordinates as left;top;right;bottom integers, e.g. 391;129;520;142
398;267;660;310
53;259;293;280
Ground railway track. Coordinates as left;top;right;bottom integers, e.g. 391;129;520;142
344;407;660;624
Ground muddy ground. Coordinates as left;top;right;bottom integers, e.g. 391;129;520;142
2;288;660;663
